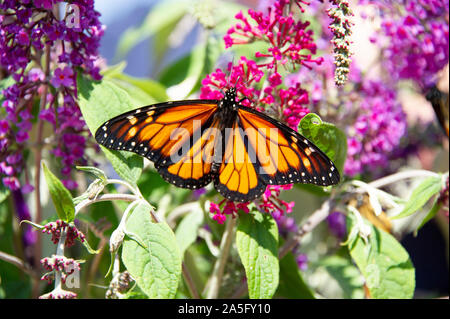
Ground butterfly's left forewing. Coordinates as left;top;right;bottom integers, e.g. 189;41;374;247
95;101;219;189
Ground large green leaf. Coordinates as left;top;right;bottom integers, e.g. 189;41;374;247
42;163;75;222
77;75;143;185
391;176;442;220
346;215;415;299
110;73;169;102
122;203;182;299
276;252;315;299
236;209;279;299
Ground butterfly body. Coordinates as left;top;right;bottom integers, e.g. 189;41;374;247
95;88;340;202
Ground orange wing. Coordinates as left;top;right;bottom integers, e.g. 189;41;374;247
213;120;267;202
95;100;219;189
236;107;340;187
157;116;222;189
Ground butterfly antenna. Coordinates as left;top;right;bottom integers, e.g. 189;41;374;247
225;56;237;90
234;75;241;89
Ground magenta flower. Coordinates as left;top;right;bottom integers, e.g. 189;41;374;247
34;0;53;10
200;56;264;106
51;67;74;88
360;0;449;89
209;200;250;224
2;176;20;190
0;0;104;192
296;254;308;271
260;185;295;219
225;1;322;71
0;120;9;135
327;211;347;239
343;79;407;176
16;29;30;45
212;213;227;225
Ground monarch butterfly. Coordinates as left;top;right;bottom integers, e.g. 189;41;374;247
95;88;340;202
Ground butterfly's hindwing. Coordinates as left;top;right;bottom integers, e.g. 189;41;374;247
214;120;267;202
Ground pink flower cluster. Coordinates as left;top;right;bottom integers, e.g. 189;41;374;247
42;220;86;247
41;254;81;285
209;185;295;224
200;56;263;106
262;83;310;129
224;1;322;71
39;288;77;299
210;200;250;224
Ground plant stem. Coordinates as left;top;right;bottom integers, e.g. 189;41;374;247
182;262;200;299
205;217;237;299
107;179;142;197
166;202;201;227
54;229;67;290
368;170;441;189
0;251;39;279
31;43;51;299
279;199;333;259
74;194;139;215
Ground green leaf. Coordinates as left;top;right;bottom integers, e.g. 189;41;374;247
294;183;330;196
236;209;279;299
159;35;222;99
175;209;204;257
100;146;143;186
0;77;15;105
42;163;75;222
115;0;189;60
391;176;442;220
316;253;365;299
107;77;157;107
76;166;107;182
110;73;168;102
100;61;127;77
121;203;182;299
415;198;442;235
77;75;143;185
276;252;315;299
122;284;148;299
298;113;347;175
79;236;100;255
160;43;208;99
19;219;45;231
346;215;415;299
